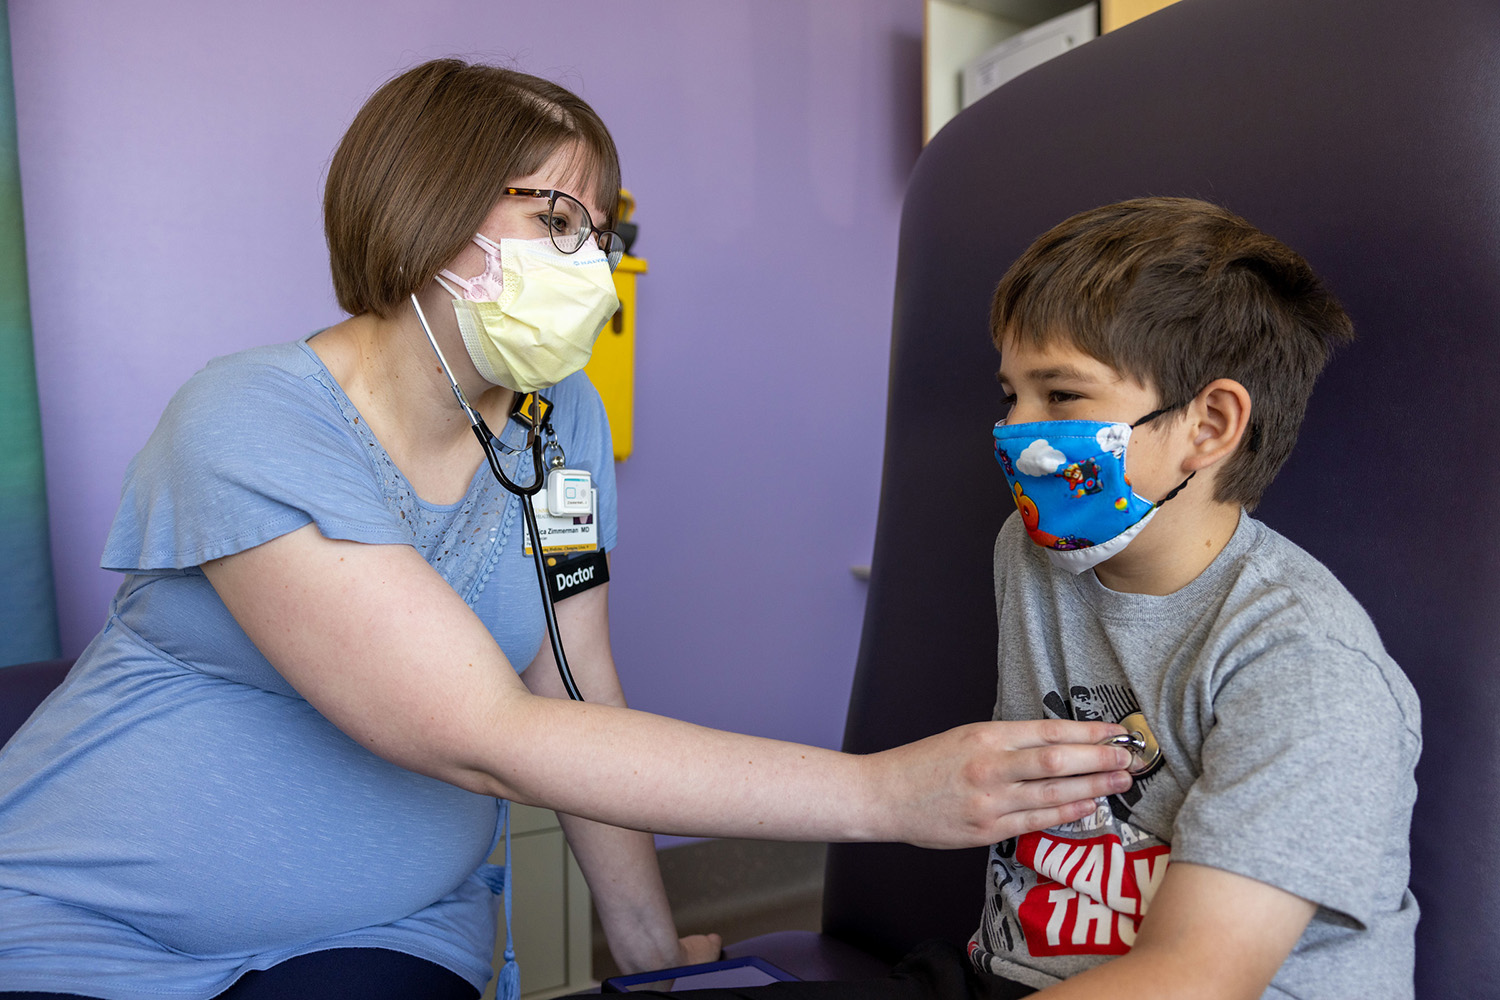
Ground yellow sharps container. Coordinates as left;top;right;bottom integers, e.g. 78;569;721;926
586;190;644;461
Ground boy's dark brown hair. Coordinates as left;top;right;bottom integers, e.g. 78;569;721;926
325;58;621;319
991;197;1353;509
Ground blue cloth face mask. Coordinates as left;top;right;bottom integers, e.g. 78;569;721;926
992;408;1193;574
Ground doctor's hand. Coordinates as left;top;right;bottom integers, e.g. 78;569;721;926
868;719;1133;849
676;933;723;965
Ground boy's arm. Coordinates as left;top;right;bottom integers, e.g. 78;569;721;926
1032;861;1316;1000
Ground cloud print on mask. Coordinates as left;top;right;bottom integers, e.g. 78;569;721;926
1095;422;1131;456
1017;439;1066;476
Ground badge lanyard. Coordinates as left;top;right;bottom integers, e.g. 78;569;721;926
409;294;584;702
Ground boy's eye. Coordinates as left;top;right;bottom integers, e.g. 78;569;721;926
1048;391;1080;405
999;393;1016;416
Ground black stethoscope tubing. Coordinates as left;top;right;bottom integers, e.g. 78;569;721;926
410;294;585;702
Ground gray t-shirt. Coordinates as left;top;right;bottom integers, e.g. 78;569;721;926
969;511;1420;998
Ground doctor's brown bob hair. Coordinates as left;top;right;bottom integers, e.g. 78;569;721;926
325;58;622;319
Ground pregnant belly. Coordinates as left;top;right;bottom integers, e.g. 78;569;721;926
0;678;500;957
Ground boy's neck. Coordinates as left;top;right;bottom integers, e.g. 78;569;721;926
1091;500;1244;596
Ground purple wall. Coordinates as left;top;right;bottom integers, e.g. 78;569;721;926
11;2;922;798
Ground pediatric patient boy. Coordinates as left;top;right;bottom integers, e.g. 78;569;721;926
976;197;1420;998
626;198;1419;1000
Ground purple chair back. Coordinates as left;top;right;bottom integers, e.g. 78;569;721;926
0;658;72;747
822;2;1500;996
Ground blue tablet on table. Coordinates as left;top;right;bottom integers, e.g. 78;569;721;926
602;955;800;992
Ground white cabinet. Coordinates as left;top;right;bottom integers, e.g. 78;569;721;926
923;0;1184;141
924;0;1089;141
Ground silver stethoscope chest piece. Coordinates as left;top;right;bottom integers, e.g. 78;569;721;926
1099;711;1163;776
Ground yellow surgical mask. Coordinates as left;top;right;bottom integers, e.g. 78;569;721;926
436;233;620;393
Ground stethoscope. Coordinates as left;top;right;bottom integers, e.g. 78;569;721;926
1098;711;1162;776
410;293;586;702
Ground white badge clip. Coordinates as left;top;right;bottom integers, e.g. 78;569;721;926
526;439;597;555
541;439;593;518
546;468;593;517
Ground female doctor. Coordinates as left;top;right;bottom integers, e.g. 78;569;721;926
0;59;1133;1000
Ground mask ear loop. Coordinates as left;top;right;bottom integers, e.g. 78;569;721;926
1151;470;1196;508
433;271;470;299
1129;403;1197;510
409;293;585;702
1129;405;1176;428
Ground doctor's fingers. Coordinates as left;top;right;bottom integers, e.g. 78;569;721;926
996;740;1135;785
985;793;1114;844
988;717;1130;751
965;756;1132;844
1013;767;1133;810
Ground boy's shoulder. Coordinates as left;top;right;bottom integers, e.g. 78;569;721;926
998;508;1374;647
997;509;1418;727
1209;513;1382;647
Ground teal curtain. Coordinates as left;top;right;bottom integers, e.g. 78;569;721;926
0;0;60;666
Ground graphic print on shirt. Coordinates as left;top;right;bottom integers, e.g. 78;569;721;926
970;683;1170;974
971;800;1171;969
1042;682;1155;822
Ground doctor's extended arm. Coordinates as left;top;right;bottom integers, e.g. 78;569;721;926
202;524;1133;849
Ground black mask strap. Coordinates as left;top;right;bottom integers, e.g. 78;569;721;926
1130;403;1195;509
1152;471;1196;509
1130;404;1179;428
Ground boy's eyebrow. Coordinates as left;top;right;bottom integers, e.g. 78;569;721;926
998;363;1109;385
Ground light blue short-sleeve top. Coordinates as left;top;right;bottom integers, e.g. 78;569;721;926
0;338;617;999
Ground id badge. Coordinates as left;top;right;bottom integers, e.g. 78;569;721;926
523;487;599;555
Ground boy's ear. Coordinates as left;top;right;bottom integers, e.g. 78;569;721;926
1181;379;1252;473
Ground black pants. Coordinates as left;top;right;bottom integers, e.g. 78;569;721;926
0;946;479;1000
603;940;1034;1000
